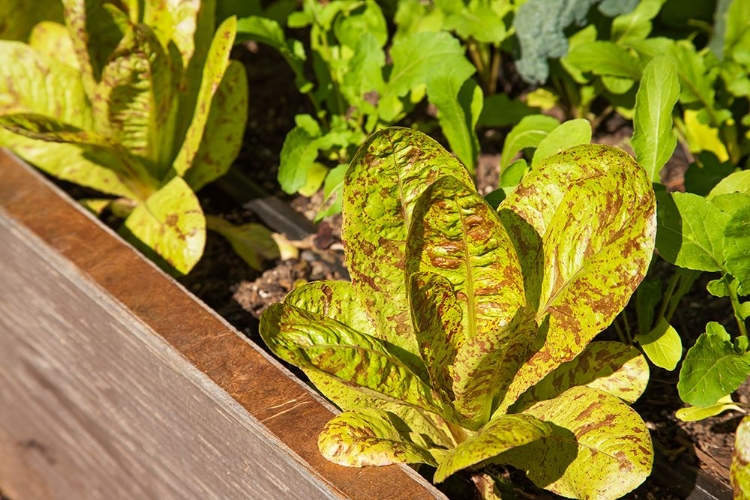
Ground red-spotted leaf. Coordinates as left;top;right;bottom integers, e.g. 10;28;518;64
434;413;552;483
510;341;650;413
121;176;205;274
319;408;443;467
342;127;474;357
499;145;656;408
501;386;653;500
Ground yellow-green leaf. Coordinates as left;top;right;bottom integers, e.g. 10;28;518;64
172;15;236;176
183;59;248;190
636;317;682;370
676;395;743;422
502;387;653;500
342;127;474;357
319;408;440;467
121;176;206;274
434;414;552;483
531;119;591;166
733;415;750;498
499;145;656;408
28;21;78;69
205;215;278;271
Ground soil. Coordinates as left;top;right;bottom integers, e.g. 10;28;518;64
55;42;741;500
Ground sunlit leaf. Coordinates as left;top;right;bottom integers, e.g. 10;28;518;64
531;118;591;166
636;317;682;370
676;395;743;422
500;114;559;171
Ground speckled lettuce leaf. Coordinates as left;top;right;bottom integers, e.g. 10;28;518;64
318;408;442;467
499;386;653;500
97;23;177;170
0;113;156;200
406;173;527;425
733;415;750;498
172;15;236;176
121;176;206;275
183;60;248;191
28;21;79;69
342;127;474;357
0;41;93;128
259;303;444;414
433;413;553;483
61;0;126;96
511;341;649;412
498;145;656;408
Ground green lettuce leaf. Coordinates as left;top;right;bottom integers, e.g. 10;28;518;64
530;118;591;166
500;114;559;172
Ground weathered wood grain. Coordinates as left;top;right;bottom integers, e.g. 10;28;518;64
0;150;445;500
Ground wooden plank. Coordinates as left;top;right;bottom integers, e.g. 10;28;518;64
0;150;445;500
0;214;340;500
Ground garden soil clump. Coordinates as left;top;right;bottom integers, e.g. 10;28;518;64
144;44;739;499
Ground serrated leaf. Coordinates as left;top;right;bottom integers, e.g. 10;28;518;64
183;60;248;191
500;387;653;500
259;303;444;414
380;31;470;122
121;176;205;274
205;215;278;271
678;326;750;407
631;56;679;183
340;32;386;113
733;415;750;498
636;317;682;370
96;23;176;171
531;118;591;167
512;341;649;412
342;127;474;357
172;15;236;176
426;69;481;173
656;191;729;272
500;114;559;172
434;414;552;483
723;205;750;294
499;145;656;408
318;408;442;467
676;395;743;422
566;41;642;79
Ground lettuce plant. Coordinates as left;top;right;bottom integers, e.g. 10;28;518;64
0;0;248;274
261;128;657;498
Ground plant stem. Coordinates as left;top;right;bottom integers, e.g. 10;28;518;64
622;310;633;344
657;270;680;322
613;317;628;344
728;278;749;339
488;46;501;96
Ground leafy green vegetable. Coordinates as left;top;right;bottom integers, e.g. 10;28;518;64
261;128;655;498
676;395;743;422
499;114;559;172
678;322;750;407
631;56;679;182
635;317;682;370
0;1;248;274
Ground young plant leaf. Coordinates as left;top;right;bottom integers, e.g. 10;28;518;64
631;55;679;183
500;114;559;172
512;341;649;412
277;122;321;195
566;41;642;79
723;205;750;294
676;395;743;422
656;191;729;272
183;60;249;191
205;215;278;271
678;323;750;407
500;145;656;408
121;176;206;275
611;0;665;44
710;170;750;198
315;163;348;222
342;128;474;356
319;408;442;467
635;317;682;370
433;413;553;483
427;73;482;174
500;387;652;500
172;16;237;176
530;118;591;167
